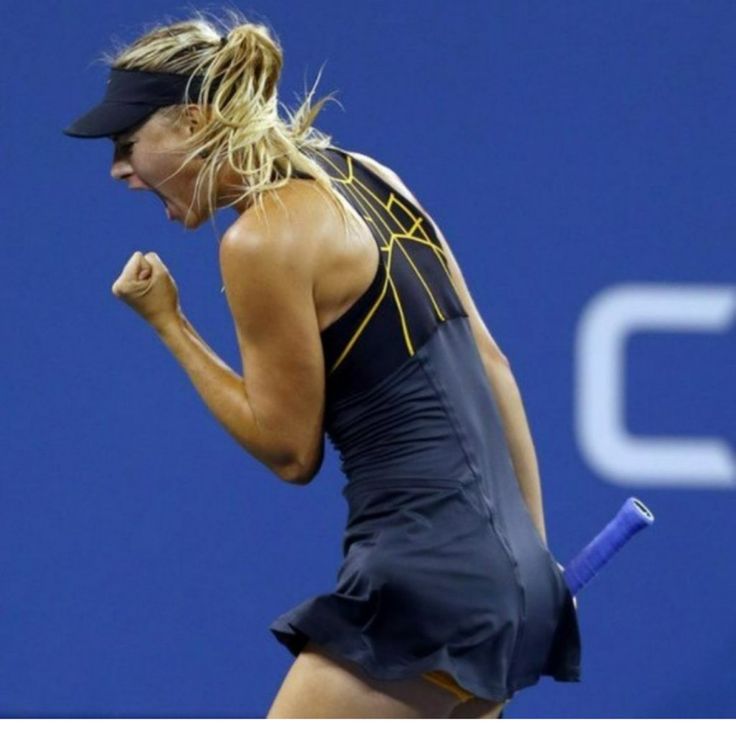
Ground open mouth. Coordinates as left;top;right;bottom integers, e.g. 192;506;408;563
151;189;177;221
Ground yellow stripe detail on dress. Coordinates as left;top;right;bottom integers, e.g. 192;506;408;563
329;271;391;374
314;151;390;374
314;150;354;183
326;157;451;278
389;194;450;266
396;241;446;321
316;150;460;371
387;271;415;356
315;150;449;271
327;213;405;373
329;158;446;285
347;170;465;309
352;179;450;270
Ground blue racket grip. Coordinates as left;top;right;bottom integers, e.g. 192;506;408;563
562;497;654;596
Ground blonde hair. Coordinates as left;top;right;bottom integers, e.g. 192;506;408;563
102;8;353;231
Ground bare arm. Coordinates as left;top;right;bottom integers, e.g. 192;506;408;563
216;186;327;485
349;151;548;545
155;311;303;480
109;249;301;480
152;188;327;485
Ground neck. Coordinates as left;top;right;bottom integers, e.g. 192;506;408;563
214;152;300;215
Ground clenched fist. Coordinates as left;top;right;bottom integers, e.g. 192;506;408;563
111;251;180;330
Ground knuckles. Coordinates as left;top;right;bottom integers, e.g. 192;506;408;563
111;251;172;301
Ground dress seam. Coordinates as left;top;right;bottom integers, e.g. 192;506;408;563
415;337;527;692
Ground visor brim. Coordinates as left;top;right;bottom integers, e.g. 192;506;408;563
63;101;160;139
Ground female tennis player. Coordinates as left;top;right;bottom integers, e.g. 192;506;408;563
64;11;581;718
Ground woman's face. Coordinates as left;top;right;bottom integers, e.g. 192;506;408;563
110;109;210;229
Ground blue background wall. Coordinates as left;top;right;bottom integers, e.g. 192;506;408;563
2;0;734;718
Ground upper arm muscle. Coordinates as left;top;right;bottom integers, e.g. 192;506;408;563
219;201;326;481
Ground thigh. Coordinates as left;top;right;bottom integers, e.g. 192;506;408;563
267;641;460;718
449;696;509;719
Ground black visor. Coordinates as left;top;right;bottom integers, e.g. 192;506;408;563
63;67;210;139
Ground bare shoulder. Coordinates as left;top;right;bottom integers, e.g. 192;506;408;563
221;178;334;265
217;179;329;373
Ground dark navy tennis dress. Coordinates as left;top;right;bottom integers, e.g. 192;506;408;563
269;146;581;704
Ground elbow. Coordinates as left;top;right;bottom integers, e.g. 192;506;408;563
272;433;325;485
276;447;323;486
277;460;317;485
278;461;310;485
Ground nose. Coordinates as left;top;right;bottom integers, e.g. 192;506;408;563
110;156;151;192
110;154;133;181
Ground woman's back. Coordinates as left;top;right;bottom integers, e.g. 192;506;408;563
310;147;469;406
269;146;581;701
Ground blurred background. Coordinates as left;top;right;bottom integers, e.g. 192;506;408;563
1;0;734;718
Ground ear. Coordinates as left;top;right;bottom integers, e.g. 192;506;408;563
183;104;208;136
